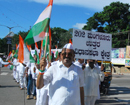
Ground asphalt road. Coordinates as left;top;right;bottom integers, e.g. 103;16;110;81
95;74;130;105
0;67;130;105
0;67;35;105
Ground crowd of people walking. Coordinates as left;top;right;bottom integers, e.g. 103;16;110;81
0;43;105;105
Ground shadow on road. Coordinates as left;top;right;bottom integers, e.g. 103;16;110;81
0;85;19;88
95;87;130;105
108;87;130;95
96;99;130;105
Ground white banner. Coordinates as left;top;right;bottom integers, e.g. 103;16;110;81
72;29;112;61
111;58;125;65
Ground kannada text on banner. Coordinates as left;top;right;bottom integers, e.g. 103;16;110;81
72;29;112;61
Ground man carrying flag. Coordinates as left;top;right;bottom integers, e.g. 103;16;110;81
37;43;84;105
24;0;53;103
0;55;11;87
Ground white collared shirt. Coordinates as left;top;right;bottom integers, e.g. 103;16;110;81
43;61;84;105
84;66;102;97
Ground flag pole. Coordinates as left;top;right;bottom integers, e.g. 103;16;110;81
44;32;49;57
49;26;51;62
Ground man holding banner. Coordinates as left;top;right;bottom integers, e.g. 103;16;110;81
84;59;104;105
72;28;111;105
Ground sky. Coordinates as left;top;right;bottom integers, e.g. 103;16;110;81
0;0;130;38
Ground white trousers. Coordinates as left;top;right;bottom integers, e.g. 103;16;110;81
36;87;48;105
13;68;16;79
19;76;26;88
84;96;97;105
16;70;19;83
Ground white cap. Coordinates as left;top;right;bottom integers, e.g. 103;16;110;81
63;43;73;50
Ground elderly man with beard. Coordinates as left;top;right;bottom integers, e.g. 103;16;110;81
84;60;104;105
37;43;84;105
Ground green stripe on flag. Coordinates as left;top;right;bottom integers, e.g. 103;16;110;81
30;53;35;63
10;65;13;70
35;50;40;64
24;18;50;45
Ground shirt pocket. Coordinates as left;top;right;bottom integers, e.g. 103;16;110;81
70;72;79;87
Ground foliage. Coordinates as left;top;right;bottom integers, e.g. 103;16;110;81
83;1;130;48
51;27;72;48
0;27;72;54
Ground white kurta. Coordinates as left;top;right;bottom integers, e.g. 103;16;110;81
43;62;84;105
27;62;36;79
13;59;20;82
18;63;25;76
84;66;104;97
12;58;17;79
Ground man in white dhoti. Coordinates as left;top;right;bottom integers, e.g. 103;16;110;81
37;43;85;105
84;60;104;105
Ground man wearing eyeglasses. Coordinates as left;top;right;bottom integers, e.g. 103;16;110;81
37;43;84;105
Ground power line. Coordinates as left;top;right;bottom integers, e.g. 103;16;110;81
0;3;33;23
0;10;28;31
0;24;21;32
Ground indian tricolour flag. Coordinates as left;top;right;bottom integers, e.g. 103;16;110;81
13;44;19;58
5;51;12;67
35;42;40;64
26;44;32;52
24;0;53;45
54;46;59;61
6;51;12;61
18;35;30;63
26;44;35;63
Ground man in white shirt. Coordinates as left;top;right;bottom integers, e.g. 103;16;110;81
19;62;26;90
84;59;104;105
37;43;84;105
0;55;10;87
12;61;26;89
0;55;9;74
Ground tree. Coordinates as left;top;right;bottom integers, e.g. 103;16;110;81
83;12;105;32
83;2;130;48
0;38;7;54
11;27;72;49
51;27;69;49
83;2;130;33
0;27;73;54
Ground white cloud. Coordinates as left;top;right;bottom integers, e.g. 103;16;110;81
28;0;130;11
73;23;86;29
85;13;90;15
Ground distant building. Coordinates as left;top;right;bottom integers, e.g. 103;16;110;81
4;32;14;38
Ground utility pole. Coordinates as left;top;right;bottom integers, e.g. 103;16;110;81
0;24;20;54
